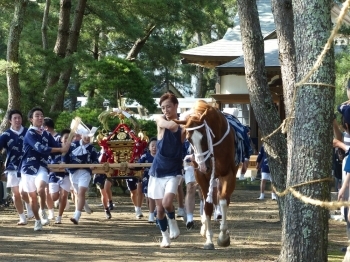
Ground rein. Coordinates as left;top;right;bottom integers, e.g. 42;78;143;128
185;118;230;203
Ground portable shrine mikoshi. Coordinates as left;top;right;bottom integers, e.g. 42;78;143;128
48;108;150;179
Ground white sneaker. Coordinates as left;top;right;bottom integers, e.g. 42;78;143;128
25;202;34;219
17;219;27;226
257;196;264;200
26;210;34;219
64;200;70;211
271;193;277;200
40;210;50;226
168;218;180;239
54;200;59;209
55;216;62;224
84;202;93;214
135;209;143;219
48;210;54;220
148;213;155;223
160;230;171;248
239;174;246;180
177;208;186;218
34;220;43;231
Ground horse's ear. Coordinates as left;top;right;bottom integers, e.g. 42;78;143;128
199;109;208;121
173;119;187;125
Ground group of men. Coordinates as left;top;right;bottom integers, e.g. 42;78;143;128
1;92;252;249
1;107;100;231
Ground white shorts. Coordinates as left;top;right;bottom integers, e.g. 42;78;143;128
49;176;71;194
6;170;21;188
184;166;195;184
21;166;49;193
261;172;272;181
148;175;178;200
70;169;91;193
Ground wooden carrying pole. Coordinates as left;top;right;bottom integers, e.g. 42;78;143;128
47;162;152;177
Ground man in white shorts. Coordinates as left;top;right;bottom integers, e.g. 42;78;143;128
21;107;70;231
148;92;184;248
48;129;72;224
62;123;99;224
0;109;33;225
256;145;276;200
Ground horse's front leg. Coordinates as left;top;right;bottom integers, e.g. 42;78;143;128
203;202;215;250
217;199;230;247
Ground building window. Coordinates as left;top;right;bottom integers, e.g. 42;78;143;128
224;103;250;125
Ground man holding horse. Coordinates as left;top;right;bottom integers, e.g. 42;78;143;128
148;92;184;248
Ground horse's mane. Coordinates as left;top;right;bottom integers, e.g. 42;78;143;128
182;100;221;128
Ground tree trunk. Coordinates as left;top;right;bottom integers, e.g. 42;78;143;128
0;0;28;133
44;0;71;101
194;32;203;98
41;0;51;51
50;0;87;115
237;0;288;219
280;0;334;261
270;0;296;257
126;24;156;61
40;0;51;82
271;0;295;115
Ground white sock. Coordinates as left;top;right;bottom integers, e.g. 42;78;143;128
48;208;54;216
57;215;62;220
260;193;265;198
134;206;138;212
19;213;26;221
75;210;81;219
187;213;193;222
149;212;154;220
25;202;32;213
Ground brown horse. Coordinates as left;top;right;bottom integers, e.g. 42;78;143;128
175;100;239;250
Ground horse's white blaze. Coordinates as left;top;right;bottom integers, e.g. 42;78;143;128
192;130;207;172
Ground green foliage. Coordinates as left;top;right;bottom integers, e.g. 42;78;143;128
79;56;157;112
335;49;350;109
55;107;104;132
138;119;157;138
55;106;156;139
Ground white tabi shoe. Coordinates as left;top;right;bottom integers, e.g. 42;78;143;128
40;210;50;226
168;218;180;239
34;220;43;231
160;230;171;248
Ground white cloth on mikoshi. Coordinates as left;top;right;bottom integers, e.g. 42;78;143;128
70;119;98;137
112;108;131;118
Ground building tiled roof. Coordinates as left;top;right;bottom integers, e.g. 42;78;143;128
180;0;275;61
217;39;279;70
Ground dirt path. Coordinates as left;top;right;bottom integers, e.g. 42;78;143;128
0;189;346;262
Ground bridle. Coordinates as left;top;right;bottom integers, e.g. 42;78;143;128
185;117;230;203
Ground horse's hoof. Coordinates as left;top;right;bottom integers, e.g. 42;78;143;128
203;243;215;250
217;236;230;247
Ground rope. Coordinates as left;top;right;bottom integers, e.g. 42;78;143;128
271;177;350;210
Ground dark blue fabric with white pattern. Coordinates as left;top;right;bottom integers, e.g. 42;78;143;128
224;114;252;165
